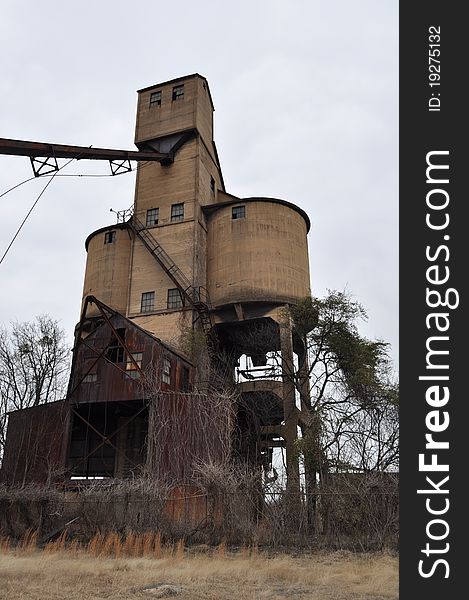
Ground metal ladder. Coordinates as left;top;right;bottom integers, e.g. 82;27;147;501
128;215;213;335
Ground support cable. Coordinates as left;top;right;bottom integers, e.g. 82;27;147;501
0;155;79;266
0;158;157;199
0;156;157;266
0;175;37;199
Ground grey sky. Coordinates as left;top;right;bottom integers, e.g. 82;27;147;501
0;1;398;367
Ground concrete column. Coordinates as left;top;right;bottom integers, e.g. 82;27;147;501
279;314;300;502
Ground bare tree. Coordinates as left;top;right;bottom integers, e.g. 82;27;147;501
0;315;70;458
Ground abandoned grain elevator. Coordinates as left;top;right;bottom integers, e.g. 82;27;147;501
1;74;311;491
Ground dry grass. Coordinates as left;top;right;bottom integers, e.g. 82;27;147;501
0;540;398;600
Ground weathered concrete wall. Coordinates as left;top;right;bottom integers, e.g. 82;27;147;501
135;74;214;147
82;224;131;316
206;199;311;307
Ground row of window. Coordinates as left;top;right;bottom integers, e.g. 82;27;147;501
149;84;184;108
125;354;189;387
84;351;190;389
145;203;184;227
127;354;190;387
104;202;246;244
141;289;183;312
146;201;247;228
146;204;244;227
104;204;245;246
104;204;185;246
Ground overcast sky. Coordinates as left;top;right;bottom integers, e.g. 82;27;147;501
0;1;398;368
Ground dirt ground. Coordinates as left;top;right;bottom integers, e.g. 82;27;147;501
0;548;398;600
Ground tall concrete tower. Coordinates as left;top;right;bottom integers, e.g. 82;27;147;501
82;74;224;345
80;74;311;489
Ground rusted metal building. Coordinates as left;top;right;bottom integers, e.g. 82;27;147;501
1;298;195;484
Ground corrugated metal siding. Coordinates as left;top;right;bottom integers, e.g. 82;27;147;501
0;401;69;485
69;314;194;405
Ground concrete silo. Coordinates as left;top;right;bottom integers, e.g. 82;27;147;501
79;74;312;490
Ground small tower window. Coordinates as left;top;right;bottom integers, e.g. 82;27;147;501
172;85;184;101
162;357;171;385
149;91;162;107
232;206;246;220
210;177;215;193
104;231;116;244
167;288;183;309
171;203;184;222
146;208;159;226
107;328;126;363
141;291;155;313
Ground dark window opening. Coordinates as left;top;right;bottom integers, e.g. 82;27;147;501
171;203;184;222
210;177;215;193
181;367;190;391
67;402;148;479
68;411;116;478
107;327;126;363
104;231;116;244
172;85;184;101
149;91;162;107
162;357;171;385
167;288;183;309
141;291;155;313
146;207;159;227
232;206;246;220
107;346;124;363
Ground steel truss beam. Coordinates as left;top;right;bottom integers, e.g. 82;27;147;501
0;138;173;174
110;159;132;175
30;155;59;176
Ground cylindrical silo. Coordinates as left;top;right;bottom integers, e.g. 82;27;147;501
82;223;132;316
205;198;310;308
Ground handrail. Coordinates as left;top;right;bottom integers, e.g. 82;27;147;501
128;214;213;333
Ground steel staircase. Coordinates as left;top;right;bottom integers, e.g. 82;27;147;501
128;215;213;335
